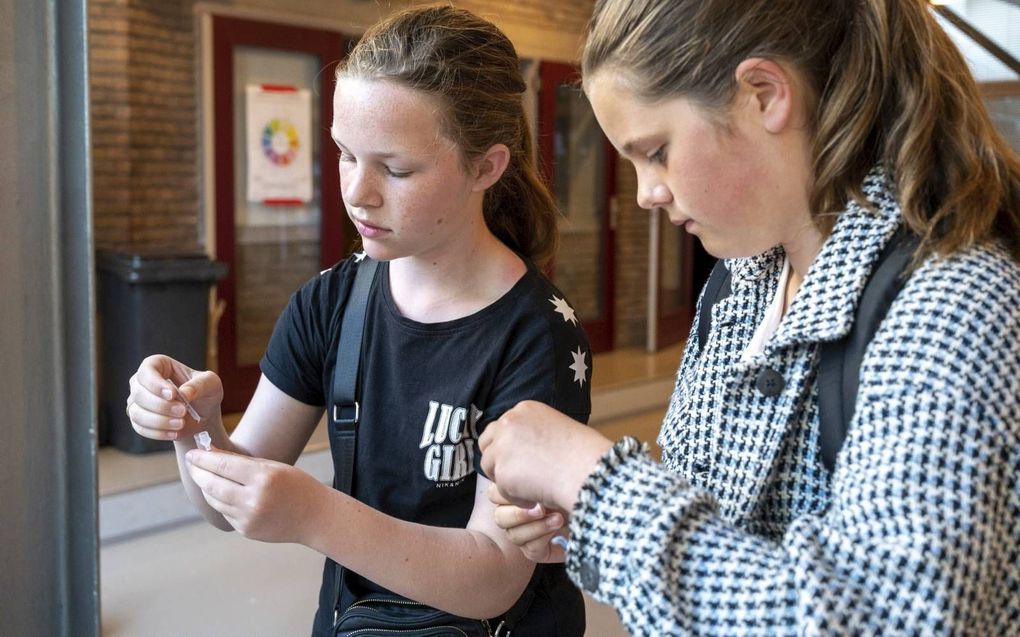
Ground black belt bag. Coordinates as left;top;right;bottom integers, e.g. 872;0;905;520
329;258;533;637
333;593;502;637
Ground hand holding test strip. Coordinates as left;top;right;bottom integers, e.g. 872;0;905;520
166;378;201;422
164;378;210;450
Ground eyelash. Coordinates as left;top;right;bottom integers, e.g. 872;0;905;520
649;146;667;165
338;152;412;178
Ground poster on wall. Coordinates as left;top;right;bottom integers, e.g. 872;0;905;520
245;84;313;204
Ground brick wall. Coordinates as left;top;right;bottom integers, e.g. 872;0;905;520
613;161;649;349
88;0;660;352
235;235;320;365
90;0;200;252
556;229;601;318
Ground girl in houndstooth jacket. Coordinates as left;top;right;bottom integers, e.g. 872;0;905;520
479;0;1020;634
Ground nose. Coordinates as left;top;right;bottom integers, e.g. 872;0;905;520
636;178;671;211
341;165;382;209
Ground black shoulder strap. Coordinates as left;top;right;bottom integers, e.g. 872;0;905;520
326;256;538;631
697;259;731;353
816;227;917;472
695;231;916;474
328;256;378;625
330;257;378;493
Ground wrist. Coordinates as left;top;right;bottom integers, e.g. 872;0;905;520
555;434;613;512
300;480;337;550
576;436;646;501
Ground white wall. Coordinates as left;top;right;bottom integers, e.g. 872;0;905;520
936;0;1020;81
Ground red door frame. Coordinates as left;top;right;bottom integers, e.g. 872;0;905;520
212;15;346;413
655;229;696;349
538;61;616;353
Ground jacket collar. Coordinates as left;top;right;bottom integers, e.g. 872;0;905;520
730;169;903;352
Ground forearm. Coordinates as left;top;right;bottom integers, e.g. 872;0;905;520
305;491;533;619
174;413;238;531
566;438;1010;636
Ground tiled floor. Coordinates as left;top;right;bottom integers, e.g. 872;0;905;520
100;512;637;637
99;345;682;637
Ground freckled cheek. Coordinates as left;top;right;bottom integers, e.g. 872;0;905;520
669;158;726;215
695;157;762;221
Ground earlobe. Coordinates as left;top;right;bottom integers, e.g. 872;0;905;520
734;58;796;134
473;144;511;192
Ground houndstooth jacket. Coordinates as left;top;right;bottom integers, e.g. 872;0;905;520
566;171;1020;635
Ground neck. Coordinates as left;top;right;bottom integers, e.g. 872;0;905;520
781;219;826;315
387;229;526;323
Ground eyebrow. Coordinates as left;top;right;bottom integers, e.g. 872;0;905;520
330;129;399;160
621;136;657;156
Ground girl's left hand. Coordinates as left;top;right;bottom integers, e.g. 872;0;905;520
185;447;330;545
489;487;568;563
479;400;613;513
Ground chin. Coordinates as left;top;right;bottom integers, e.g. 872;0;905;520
697;237;738;260
359;242;399;263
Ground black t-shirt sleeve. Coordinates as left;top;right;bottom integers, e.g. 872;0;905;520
485;276;592;427
473;274;593;474
260;259;355;407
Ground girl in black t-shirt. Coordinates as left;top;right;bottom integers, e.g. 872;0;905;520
126;6;588;636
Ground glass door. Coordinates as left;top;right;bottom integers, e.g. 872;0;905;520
654;213;698;349
539;61;616;352
212;16;349;413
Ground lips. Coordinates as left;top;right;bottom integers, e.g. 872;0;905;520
352;217;390;239
668;212;691;226
670;214;695;233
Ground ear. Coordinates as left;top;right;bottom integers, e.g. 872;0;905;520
471;143;511;192
733;58;798;134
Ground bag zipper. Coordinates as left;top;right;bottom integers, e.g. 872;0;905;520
338;598;494;637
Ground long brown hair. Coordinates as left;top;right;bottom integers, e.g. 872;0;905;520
582;0;1020;261
337;5;559;266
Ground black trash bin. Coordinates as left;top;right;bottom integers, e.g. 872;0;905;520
97;250;228;453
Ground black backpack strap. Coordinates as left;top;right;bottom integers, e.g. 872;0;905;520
328;256;379;626
816;227;917;472
325;256;538;632
697;259;731;354
330;257;378;492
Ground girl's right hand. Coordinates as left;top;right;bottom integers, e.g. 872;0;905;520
489;485;568;563
126;354;223;441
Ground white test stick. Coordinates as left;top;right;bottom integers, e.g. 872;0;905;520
194;430;212;451
166;378;201;422
550;535;569;551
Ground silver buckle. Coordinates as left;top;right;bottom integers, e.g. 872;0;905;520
333;401;359;424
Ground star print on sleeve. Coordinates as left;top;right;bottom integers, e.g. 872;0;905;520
549;295;578;325
569;347;589;386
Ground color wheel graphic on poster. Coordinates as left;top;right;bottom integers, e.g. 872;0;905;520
261;118;300;167
246;84;312;204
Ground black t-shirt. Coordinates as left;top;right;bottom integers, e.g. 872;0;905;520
261;255;590;636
